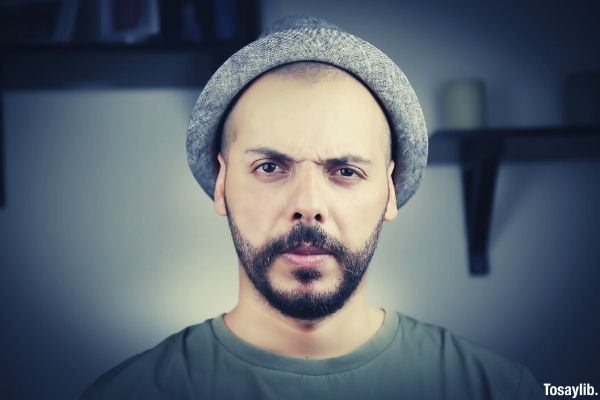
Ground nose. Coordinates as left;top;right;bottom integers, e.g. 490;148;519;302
287;165;327;225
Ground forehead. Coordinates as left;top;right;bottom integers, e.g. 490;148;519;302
224;66;390;162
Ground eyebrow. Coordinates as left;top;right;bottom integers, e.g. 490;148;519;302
245;147;372;166
246;147;294;164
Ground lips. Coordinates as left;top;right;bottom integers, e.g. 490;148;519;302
289;244;329;255
281;244;332;267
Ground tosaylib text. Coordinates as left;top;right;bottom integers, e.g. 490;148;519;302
544;383;598;398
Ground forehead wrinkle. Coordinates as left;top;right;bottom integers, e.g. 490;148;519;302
245;146;373;167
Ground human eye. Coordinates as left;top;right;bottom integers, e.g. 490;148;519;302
337;168;357;177
331;167;364;181
253;161;286;176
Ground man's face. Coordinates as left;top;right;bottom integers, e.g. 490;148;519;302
214;67;398;320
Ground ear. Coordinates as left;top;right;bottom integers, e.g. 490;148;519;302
383;160;398;221
214;153;227;216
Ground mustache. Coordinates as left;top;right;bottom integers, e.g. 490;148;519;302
264;223;345;255
257;223;362;276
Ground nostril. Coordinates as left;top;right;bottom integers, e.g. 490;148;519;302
292;212;322;222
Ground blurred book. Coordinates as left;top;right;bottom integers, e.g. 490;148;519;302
0;0;79;44
0;0;251;46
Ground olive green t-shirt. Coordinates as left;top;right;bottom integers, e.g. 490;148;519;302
81;311;544;399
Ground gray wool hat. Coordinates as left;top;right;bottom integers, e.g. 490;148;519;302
186;16;428;209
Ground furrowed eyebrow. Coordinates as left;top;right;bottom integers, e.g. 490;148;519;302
245;147;295;163
324;156;372;167
245;147;372;166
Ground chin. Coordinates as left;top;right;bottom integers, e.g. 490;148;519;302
261;271;357;321
273;271;340;294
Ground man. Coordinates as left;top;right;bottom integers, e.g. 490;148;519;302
81;16;544;399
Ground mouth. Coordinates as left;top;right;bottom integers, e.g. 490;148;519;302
280;244;332;268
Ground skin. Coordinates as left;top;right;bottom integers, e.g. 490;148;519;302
213;66;398;359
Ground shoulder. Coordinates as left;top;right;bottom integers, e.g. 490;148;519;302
391;312;543;399
395;312;512;366
80;319;216;400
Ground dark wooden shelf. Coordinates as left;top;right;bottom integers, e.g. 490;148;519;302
429;126;600;163
0;41;249;89
428;126;600;276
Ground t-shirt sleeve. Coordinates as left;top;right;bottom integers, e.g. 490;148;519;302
79;353;158;400
79;323;214;400
517;364;545;400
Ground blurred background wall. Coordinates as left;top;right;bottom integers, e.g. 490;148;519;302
0;0;599;398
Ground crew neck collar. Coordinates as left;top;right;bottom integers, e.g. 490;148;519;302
211;309;399;375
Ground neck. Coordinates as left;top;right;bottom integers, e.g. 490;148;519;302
223;265;385;359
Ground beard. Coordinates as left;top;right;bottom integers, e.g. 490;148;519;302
225;202;385;321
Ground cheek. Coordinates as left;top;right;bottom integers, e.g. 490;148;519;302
331;181;389;249
224;171;285;244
